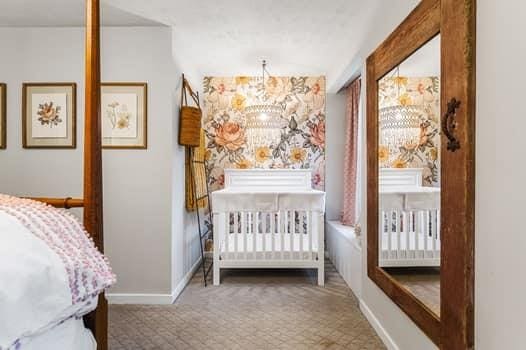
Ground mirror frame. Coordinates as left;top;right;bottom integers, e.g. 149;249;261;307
366;0;475;348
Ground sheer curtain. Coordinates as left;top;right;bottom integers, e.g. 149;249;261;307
341;78;361;226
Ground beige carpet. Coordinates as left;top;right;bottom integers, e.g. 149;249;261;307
109;260;385;349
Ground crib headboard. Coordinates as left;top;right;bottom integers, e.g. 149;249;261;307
224;169;312;191
379;168;423;188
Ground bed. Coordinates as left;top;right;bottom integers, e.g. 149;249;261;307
211;169;326;286
379;168;441;267
0;2;110;349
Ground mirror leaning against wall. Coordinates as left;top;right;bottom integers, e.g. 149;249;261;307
366;0;475;348
377;34;441;317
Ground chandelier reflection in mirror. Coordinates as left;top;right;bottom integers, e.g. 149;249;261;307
244;60;285;153
379;67;423;165
379;105;421;146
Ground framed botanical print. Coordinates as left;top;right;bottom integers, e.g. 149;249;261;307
22;83;76;148
101;83;147;149
0;83;5;149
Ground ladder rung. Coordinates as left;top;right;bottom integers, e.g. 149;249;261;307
196;194;209;201
192;160;206;164
200;228;211;239
204;260;213;277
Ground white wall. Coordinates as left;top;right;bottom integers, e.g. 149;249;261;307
334;2;439;348
0;26;200;301
0;28;85;199
475;0;525;348
325;93;347;220
350;1;526;349
100;27;178;296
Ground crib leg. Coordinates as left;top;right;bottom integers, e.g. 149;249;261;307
213;263;220;286
213;212;222;286
317;263;325;286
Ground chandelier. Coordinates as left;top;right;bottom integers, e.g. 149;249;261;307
244;60;285;152
379;105;422;149
379;67;422;165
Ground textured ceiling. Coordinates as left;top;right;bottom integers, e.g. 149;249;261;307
1;0;422;91
0;0;163;27
104;0;420;91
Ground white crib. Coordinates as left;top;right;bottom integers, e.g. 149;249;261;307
211;169;326;286
379;168;441;267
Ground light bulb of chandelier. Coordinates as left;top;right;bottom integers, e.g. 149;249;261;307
258;113;269;121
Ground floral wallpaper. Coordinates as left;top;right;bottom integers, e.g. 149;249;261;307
203;76;326;191
378;77;440;187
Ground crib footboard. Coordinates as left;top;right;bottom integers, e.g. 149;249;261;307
213;209;325;286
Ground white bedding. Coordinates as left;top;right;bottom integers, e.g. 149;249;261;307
221;233;319;258
0;195;115;350
21;317;96;350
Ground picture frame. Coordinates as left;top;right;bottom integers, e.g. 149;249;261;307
22;83;77;149
0;83;6;149
101;83;147;149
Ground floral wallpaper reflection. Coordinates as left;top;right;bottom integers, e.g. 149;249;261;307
378;77;440;187
203;76;326;191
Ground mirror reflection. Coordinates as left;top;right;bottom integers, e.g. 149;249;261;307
377;34;441;316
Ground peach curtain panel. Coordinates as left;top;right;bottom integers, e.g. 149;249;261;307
341;78;361;226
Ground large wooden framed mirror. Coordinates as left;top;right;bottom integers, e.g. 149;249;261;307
366;0;475;348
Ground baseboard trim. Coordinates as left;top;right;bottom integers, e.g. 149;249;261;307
106;293;174;305
359;299;399;350
171;256;202;302
107;257;203;305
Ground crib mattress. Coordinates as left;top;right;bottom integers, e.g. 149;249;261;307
381;232;440;252
220;233;319;258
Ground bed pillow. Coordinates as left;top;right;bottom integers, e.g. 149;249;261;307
0;195;115;350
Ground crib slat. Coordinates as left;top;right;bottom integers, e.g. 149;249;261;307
387;211;392;260
234;212;239;259
287;210;296;259
262;212;266;259
379;211;384;261
271;212;275;259
280;211;285;260
289;211;295;260
225;212;230;260
424;210;430;257
437;209;441;258
307;211;313;260
253;211;258;259
421;211;426;258
299;211;304;260
406;212;411;259
395;210;401;259
242;212;247;260
431;210;440;258
416;211;422;259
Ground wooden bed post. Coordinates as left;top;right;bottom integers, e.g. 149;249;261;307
84;0;107;349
